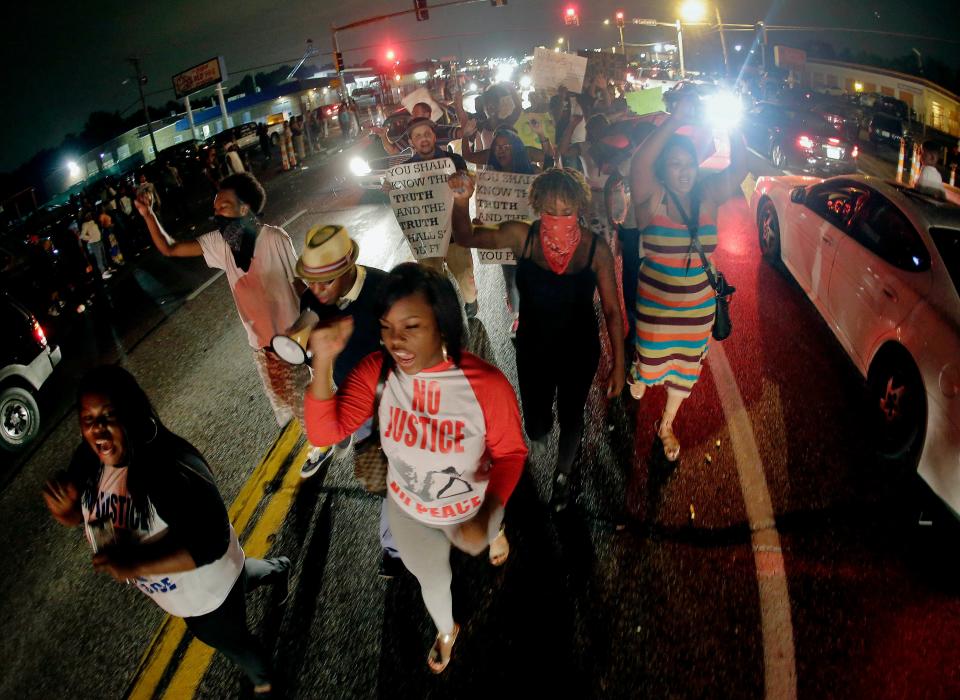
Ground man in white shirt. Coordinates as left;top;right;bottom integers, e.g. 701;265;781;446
134;172;332;472
79;212;111;279
916;140;946;197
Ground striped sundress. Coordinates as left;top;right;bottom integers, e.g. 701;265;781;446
630;193;717;396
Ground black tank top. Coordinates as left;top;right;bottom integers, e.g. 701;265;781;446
515;220;599;343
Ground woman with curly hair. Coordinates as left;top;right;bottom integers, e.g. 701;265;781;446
449;167;625;510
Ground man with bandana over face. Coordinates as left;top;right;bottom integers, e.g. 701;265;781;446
134;173;334;473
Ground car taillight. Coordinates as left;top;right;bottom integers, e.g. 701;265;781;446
851;145;859;158
797;135;815;150
32;319;47;349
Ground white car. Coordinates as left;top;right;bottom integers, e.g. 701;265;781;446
751;174;960;517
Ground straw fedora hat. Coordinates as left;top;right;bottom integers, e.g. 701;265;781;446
296;224;360;282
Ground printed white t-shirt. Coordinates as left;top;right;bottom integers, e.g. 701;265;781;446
305;352;528;526
197;224;300;349
80;465;244;618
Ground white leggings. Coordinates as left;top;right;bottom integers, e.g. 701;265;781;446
386;496;503;635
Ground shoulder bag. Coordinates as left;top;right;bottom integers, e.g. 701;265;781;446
666;189;736;341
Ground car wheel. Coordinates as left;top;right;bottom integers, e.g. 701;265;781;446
771;143;785;169
757;200;783;266
867;350;926;463
0;386;40;452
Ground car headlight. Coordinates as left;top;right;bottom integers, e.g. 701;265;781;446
703;90;743;130
349;157;372;176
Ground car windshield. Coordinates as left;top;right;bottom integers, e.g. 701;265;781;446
929;227;960;295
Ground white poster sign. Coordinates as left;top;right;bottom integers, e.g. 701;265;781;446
386;158;457;260
475;170;536;265
531;47;587;93
401;87;444;122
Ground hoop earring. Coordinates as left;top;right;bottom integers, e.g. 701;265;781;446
441;343;448;363
146;417;159;443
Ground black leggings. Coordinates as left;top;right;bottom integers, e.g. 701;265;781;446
182;557;286;687
516;338;600;475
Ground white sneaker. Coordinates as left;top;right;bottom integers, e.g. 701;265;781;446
101;270;113;279
300;446;334;479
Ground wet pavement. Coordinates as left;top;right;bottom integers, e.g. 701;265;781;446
1;143;958;700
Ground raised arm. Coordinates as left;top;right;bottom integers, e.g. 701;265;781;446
629;97;697;209
448;172;529;253
701;127;749;205
134;193;202;257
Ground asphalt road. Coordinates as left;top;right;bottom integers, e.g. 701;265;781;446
1;141;958;700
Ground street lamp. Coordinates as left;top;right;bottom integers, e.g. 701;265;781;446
679;0;707;22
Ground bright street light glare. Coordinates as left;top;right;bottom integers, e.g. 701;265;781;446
557;37;564;44
604;18;610;25
679;0;707;23
702;90;743;130
349;156;371;176
519;75;533;89
734;44;742;52
66;161;81;177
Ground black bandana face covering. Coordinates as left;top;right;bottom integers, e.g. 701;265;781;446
215;213;259;271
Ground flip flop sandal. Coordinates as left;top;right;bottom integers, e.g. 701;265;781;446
427;623;460;674
488;527;509;567
656;421;681;462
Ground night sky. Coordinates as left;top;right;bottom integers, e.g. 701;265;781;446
2;0;957;172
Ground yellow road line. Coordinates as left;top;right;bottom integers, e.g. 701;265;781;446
125;423;302;700
160;441;314;699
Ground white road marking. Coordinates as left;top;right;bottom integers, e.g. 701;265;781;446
186;209;309;302
709;344;798;700
746;146;769;161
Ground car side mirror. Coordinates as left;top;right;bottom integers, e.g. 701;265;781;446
790;186;807;204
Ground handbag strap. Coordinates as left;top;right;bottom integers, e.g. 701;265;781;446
369;354;392;435
665;188;720;293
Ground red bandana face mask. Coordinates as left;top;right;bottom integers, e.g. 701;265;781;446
539;213;581;274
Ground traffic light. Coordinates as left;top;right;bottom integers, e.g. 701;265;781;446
414;0;429;21
615;11;625;27
564;6;579;26
334;51;344;72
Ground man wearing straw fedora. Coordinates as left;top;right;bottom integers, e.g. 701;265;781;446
134;172;329;474
291;224;404;578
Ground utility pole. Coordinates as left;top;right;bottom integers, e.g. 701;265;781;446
715;6;729;76
127;56;159;157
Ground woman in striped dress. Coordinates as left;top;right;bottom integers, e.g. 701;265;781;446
627;93;746;460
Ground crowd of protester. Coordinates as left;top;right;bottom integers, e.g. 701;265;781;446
38;68;758;694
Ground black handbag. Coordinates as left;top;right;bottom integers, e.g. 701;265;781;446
666;190;736;341
352;357;392;496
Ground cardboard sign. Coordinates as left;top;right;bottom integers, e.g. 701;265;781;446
532;47;587;93
386;158;457;260
625;88;666;117
401;87;444;122
475;170;536;265
514;112;557;149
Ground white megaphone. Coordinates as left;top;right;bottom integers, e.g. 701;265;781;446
270;309;320;365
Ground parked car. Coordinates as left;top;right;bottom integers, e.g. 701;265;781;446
743;102;858;175
751;174;960;517
867;112;905;148
0;293;61;452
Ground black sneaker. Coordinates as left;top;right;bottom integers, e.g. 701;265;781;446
378;550;405;579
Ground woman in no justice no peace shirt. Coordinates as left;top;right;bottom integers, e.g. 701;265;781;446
304;263;527;674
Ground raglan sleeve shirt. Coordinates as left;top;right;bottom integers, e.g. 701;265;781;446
304;351;382;447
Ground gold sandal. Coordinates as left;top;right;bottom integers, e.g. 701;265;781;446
489;527;509;567
427;623;460;674
657;421;681;462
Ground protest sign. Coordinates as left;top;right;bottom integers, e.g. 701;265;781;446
625;87;666;117
514;112;557;149
386;158;456;260
475;170;536;265
532;47;587;93
401;87;444;122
